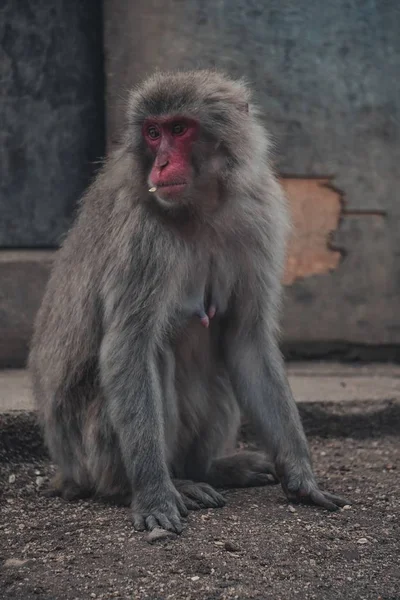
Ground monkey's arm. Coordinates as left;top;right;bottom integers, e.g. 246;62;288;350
99;306;187;533
223;311;349;511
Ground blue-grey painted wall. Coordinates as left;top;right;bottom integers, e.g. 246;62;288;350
0;0;104;247
106;0;399;213
105;0;400;346
0;1;399;351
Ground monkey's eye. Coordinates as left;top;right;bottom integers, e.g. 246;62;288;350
147;125;160;139
171;123;187;136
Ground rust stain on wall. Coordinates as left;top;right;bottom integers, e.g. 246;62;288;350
280;178;342;285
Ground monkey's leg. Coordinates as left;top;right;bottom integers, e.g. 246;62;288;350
224;324;350;511
81;394;134;504
174;373;242;509
161;350;225;511
206;451;279;488
39;391;94;501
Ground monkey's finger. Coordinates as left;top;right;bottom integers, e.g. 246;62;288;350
132;513;146;531
308;489;341;511
175;494;189;517
197;496;221;509
145;515;159;531
205;490;226;508
185;483;226;508
158;512;184;534
181;497;203;511
152;512;182;534
198;484;226;505
196;493;225;509
321;491;351;508
170;516;184;534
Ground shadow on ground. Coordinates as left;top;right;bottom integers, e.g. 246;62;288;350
2;399;399;464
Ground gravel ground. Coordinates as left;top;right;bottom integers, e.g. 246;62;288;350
1;400;399;600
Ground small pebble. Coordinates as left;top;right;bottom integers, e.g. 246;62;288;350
191;576;200;581
36;476;45;488
224;541;241;552
357;538;369;545
146;528;176;544
4;558;29;567
214;541;224;546
342;505;352;510
288;505;297;513
8;474;16;484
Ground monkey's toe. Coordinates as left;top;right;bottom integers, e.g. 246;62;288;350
175;480;226;510
206;451;279;488
240;457;279;487
131;489;187;534
132;510;184;534
149;512;184;533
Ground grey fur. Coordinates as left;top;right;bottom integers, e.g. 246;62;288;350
29;70;348;534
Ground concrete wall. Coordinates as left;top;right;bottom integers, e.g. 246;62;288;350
0;1;399;365
0;0;104;247
105;0;400;348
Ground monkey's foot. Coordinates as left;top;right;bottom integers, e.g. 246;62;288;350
281;468;351;512
41;473;92;501
174;480;226;510
131;487;188;534
207;451;279;488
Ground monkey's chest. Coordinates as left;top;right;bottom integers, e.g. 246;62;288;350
180;257;235;329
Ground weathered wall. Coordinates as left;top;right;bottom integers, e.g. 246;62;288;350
0;252;53;366
104;0;400;346
0;0;104;247
0;178;392;367
0;1;399;366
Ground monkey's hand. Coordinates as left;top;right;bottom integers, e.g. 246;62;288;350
131;485;189;534
280;467;350;512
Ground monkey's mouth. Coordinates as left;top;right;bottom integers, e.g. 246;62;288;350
154;181;187;196
157;181;187;188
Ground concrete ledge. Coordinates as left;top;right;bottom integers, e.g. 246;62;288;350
1;251;400;369
1;362;399;413
0;369;34;412
0;250;54;368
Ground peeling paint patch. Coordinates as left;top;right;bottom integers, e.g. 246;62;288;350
280;178;342;285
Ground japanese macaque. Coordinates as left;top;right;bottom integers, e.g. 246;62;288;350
29;69;348;534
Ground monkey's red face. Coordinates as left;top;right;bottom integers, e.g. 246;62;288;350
143;117;199;200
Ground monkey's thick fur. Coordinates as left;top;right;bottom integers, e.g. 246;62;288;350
29;70;346;533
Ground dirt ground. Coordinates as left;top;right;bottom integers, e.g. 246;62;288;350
1;400;399;600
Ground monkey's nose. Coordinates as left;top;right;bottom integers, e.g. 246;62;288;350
156;157;169;169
